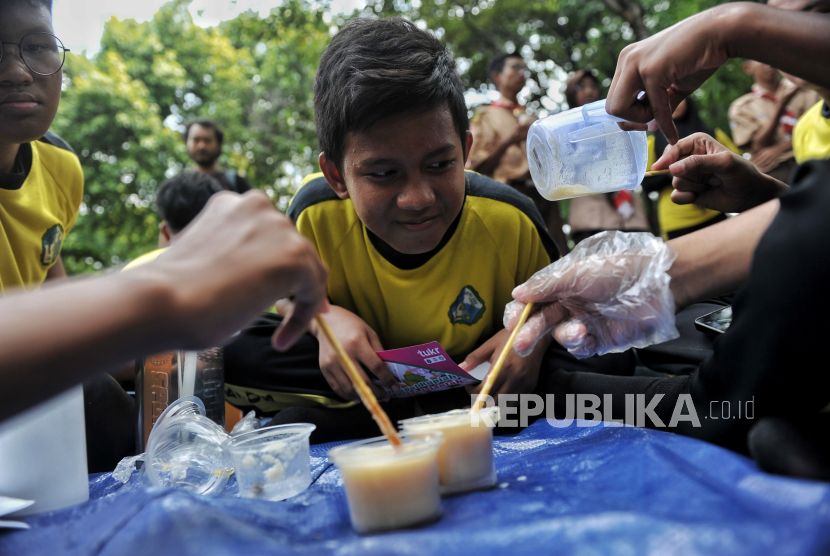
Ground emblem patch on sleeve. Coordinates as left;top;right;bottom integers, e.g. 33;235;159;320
448;285;486;325
41;223;65;266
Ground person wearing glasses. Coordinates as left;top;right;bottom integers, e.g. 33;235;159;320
0;0;77;294
467;53;569;254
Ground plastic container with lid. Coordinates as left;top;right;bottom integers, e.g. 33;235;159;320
328;432;444;534
399;406;499;495
526;99;648;200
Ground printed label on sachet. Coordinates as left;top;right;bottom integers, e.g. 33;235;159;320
374;342;479;398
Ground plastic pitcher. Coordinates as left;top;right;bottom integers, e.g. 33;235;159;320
526;99;648;200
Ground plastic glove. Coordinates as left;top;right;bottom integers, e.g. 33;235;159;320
505;231;679;359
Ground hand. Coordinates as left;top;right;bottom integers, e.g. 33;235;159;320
652;133;788;213
142;190;328;351
307;304;399;402
508;122;532;145
460;329;549;397
606;4;738;144
505;231;679;359
750;142;791;171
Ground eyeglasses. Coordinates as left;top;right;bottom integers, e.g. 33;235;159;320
509;63;530;75
0;33;69;76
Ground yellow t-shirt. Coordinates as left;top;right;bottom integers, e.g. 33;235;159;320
289;172;555;361
793;100;830;164
0;133;83;294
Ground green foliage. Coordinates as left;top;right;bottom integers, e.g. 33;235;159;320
51;0;752;275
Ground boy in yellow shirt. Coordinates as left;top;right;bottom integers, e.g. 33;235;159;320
0;0;82;294
223;18;560;440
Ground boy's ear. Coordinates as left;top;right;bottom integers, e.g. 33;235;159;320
159;221;173;248
319;153;349;200
463;130;474;163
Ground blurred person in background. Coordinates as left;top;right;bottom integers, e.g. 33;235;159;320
728;61;819;183
467;52;568;254
564;70;651;245
184;118;252;193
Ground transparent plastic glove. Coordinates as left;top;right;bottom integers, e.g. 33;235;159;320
230;410;261;436
505;231;679;359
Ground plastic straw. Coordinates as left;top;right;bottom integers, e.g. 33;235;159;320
313;315;402;446
471;302;534;414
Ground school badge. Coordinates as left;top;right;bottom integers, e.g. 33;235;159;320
41;223;64;266
448;285;486;325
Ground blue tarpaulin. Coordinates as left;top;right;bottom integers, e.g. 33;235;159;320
2;420;830;555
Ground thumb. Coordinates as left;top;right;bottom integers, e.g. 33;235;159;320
671;151;732;178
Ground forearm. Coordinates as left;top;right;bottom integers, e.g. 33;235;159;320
0;271;178;422
472;138;513;176
725;3;830;89
667;199;779;310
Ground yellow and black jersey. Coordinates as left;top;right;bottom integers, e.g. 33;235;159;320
794;100;830;164
0;132;83;294
288;171;557;361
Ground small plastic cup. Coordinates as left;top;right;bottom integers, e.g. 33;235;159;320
526;98;648;200
328;432;444;534
144;406;232;495
399;406;500;494
226;423;316;501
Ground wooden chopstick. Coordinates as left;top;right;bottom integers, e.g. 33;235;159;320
643;169;671;177
314;315;402;446
471;302;535;414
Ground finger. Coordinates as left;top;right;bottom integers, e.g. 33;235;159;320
354;358;393;401
669;189;698;205
321;362;358;402
459;338;497;371
273;263;328;351
553;318;589;350
359;347;398;396
644;86;679;145
652;135;701;170
670;151;734;178
607;50;653;123
671;177;708;194
616;121;649;132
513;302;570;357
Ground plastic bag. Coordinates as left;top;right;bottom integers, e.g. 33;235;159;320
113;454;144;484
230;411;260;436
505;231;679;358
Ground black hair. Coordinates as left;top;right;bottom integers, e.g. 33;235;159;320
156;172;223;233
488;52;524;81
564;69;601;109
314;17;469;172
183;118;224;145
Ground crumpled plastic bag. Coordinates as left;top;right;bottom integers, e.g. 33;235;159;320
230;411;260;436
505;231;679;358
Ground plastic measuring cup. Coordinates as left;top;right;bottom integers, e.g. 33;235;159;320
526;99;648;200
399;406;500;494
328;432;444;534
143;397;232;495
226;423;316;501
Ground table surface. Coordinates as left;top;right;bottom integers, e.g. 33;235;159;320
2;419;830;556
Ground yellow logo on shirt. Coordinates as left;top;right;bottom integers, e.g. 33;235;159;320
448;285;486;325
41;223;64;266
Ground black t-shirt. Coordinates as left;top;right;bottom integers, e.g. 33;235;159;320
212;169;251;193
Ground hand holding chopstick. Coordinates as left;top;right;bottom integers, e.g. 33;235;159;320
314;314;402;446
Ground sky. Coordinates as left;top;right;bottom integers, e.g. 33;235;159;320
53;0;367;55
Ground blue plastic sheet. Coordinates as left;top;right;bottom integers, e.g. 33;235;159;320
3;420;830;556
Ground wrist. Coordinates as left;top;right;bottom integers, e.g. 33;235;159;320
724;3;767;60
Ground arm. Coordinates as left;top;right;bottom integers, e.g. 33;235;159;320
607;2;830;143
0;191;328;423
470;123;531;176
